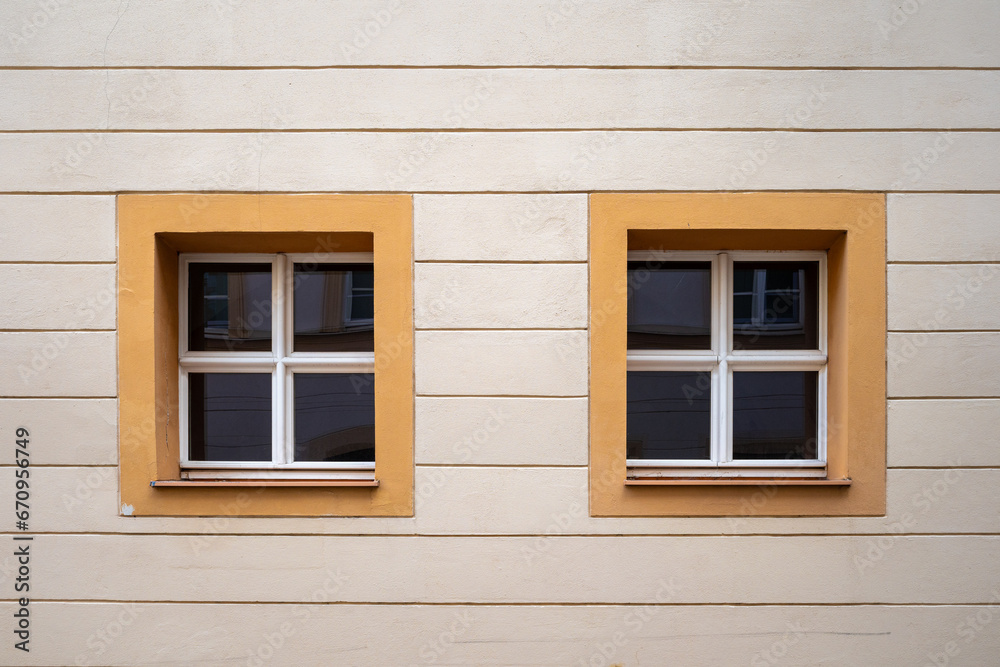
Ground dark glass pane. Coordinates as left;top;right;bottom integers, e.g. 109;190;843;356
294;373;375;463
733;371;818;460
188;263;272;352
628;261;712;350
189;373;271;462
294;263;374;352
733;294;752;321
732;261;819;350
627;371;711;460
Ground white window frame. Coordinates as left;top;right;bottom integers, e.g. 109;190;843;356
626;250;828;479
178;252;376;480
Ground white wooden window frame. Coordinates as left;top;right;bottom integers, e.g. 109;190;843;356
178;252;376;480
626;250;828;479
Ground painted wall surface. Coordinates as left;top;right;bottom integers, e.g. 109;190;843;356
1;1;999;665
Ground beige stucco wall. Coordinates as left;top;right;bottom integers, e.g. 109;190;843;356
1;1;999;664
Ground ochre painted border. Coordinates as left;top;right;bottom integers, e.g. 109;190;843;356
119;194;413;516
590;193;886;517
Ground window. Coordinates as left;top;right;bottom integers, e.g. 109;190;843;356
179;253;377;480
590;193;886;517
626;252;827;479
118;194;413;517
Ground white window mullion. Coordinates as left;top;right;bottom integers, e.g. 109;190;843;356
715;253;729;465
272;362;286;465
179;367;190;467
817;365;828;463
272;254;287;466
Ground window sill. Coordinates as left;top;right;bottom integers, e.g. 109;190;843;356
150;479;380;488
624;478;851;486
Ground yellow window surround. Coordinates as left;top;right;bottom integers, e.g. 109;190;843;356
589;192;886;517
118;194;413;517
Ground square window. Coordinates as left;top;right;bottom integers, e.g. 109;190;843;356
179;253;377;480
626;252;827;479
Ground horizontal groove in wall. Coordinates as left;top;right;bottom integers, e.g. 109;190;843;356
0;260;118;265
889;261;1000;266
0;464;117;468
414;327;588;332
4;599;1000;607
1;464;988;470
4;533;999;538
0;328;116;333
415;260;587;265
2;65;1000;71
0;395;118;399
4;190;1000;196
890;329;1000;334
415;394;588;399
889;395;1000;400
3;128;999;134
0;396;114;400
411;463;588;468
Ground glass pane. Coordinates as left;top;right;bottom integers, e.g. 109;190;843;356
628;261;712;350
188;263;272;352
189;373;271;462
294;263;375;352
627;371;711;460
732;261;819;350
294;373;375;463
733;371;818;460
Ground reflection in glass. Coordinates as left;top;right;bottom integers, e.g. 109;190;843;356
189;373;271;461
188;263;272;351
628;262;712;350
294;263;374;352
733;371;818;460
732;261;818;350
294;373;375;462
627;371;711;460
